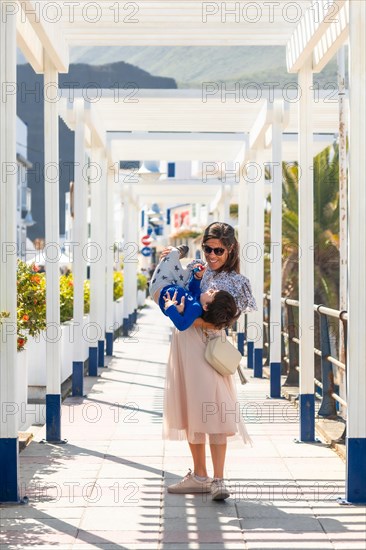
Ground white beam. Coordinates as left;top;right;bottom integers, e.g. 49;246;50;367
287;0;346;73
85;103;106;149
21;0;69;72
16;5;43;73
313;2;349;73
209;186;224;214
249;101;273;151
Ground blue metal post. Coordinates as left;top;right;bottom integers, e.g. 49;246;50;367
247;341;254;369
89;347;98;376
254;348;263;378
299;394;315;442
237;333;245;355
98;340;105;367
106;332;113;356
0;439;19;502
72;361;84;396
346;438;366;503
123;317;129;336
46;394;61;442
270;362;282;397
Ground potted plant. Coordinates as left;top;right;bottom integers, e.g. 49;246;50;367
137;273;148;307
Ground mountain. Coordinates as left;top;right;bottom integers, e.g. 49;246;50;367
68;46;339;88
16;46;341;239
17;61;177;240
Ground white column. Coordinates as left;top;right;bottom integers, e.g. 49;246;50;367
219;184;231;222
0;6;19;501
269;100;284;397
244;155;257;370
346;0;366;504
89;147;106;371
122;191;132;333
253;151;265;378
237;160;248;354
130;203;139;318
298;58;315;441
98;153;107;361
105;167;116;355
122;191;139;332
337;46;347;414
44;54;62;442
71;104;87;394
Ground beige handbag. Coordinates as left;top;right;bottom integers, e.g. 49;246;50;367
204;336;242;376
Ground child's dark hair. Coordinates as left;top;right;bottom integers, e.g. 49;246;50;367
201;290;239;329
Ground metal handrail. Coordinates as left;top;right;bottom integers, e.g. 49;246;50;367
262;295;347;428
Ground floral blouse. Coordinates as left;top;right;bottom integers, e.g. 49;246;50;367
186;260;257;314
200;267;257;314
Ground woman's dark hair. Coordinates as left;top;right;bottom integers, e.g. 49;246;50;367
201;290;239;329
202;222;240;273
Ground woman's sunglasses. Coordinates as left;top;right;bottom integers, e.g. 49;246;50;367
202;245;226;257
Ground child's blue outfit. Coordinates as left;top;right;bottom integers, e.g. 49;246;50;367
149;248;205;331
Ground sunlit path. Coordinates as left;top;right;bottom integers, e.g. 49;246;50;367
1;303;364;550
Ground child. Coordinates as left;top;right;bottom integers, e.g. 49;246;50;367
149;246;238;331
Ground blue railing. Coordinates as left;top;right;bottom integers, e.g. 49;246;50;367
261;295;348;430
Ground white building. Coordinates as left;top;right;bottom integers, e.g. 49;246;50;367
16;116;35;260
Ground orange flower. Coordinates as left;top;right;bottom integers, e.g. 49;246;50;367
68;281;74;287
22;314;29;321
31;275;41;284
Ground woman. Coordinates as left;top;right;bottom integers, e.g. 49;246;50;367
163;222;256;500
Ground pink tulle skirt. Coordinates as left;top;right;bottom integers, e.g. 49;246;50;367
163;325;252;445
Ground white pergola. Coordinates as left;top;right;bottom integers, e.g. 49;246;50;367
0;0;365;505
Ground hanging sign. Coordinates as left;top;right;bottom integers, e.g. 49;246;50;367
141;246;152;257
141;234;152;246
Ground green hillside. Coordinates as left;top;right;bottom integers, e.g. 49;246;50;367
69;46;339;88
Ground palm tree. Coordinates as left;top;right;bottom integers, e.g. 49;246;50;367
266;144;340;309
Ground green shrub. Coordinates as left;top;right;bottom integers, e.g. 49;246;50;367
84;279;90;314
59;274;74;323
17;260;47;350
114;271;124;300
137;273;148;291
60;274;91;323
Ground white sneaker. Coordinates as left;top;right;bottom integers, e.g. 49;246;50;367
211;479;230;500
167;469;212;494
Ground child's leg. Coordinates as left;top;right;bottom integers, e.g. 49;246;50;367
149;248;190;298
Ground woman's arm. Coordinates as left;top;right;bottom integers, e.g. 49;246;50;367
192;317;217;330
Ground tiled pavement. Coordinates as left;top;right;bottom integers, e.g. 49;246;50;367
1;301;365;550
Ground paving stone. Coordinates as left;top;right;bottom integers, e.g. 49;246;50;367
0;303;359;550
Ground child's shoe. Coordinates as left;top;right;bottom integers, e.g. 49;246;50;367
176;245;189;259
